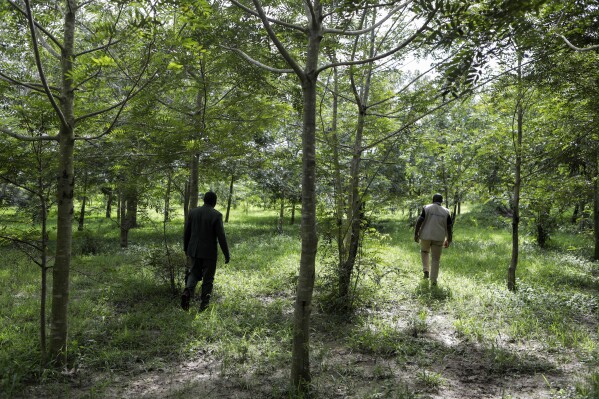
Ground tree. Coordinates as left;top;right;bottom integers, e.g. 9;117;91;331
227;0;440;390
0;133;55;365
0;0;165;364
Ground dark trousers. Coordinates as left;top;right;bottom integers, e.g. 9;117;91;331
185;257;217;303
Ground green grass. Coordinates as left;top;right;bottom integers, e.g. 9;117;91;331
1;204;598;398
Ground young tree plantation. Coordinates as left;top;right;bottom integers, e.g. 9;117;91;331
1;0;598;398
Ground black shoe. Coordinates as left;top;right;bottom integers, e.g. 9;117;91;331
199;301;209;312
181;289;190;311
423;271;429;279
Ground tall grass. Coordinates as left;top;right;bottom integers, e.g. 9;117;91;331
1;204;598;398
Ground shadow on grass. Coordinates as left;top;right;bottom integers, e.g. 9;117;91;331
414;280;453;303
346;311;555;380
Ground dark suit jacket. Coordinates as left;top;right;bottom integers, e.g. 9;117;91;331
184;205;230;261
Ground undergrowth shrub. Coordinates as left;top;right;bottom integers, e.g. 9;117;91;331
143;244;187;294
73;230;111;255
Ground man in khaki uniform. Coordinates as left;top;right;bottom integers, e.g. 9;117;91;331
414;194;453;285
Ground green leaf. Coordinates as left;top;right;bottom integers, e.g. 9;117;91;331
167;61;184;71
91;55;117;67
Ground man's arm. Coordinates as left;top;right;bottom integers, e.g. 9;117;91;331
183;217;191;253
216;215;230;263
414;208;425;242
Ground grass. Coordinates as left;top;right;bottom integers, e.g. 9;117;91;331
1;203;598;398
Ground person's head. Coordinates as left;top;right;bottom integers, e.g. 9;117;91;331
203;191;217;207
432;193;443;204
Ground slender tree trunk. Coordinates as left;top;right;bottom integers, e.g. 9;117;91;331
183;181;190;221
594;153;599;261
49;0;76;364
126;188;138;228
323;62;345;268
117;191;121;223
291;13;321;389
339;13;374;304
77;195;86;231
189;67;207;211
508;55;523;292
189;153;199;210
290;198;296;225
225;174;234;223
77;174;87;231
278;195;284;234
120;190;129;248
163;172;176;295
105;189;113;218
452;202;458;224
38;180;48;365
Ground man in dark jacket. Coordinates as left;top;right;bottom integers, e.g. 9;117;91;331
414;193;453;286
182;191;230;311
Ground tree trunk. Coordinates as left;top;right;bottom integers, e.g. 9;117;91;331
105;189;113;218
571;204;579;225
291;14;322;390
508;55;523;292
189;153;199;210
189;69;207;211
225;174;234;223
290;199;296;225
77;174;87;231
339;13;374;305
120;191;129;248
326;64;345;270
452;201;458;224
49;0;76;365
594;154;599;261
77;195;86;231
183;181;190;221
38;180;48;365
536;206;550;249
278;195;284;234
126;188;138;228
164;172;176;295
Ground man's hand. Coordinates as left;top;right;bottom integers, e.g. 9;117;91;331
225;257;230;264
414;234;419;243
444;239;450;248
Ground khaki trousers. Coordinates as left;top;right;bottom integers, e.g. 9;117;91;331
420;240;444;283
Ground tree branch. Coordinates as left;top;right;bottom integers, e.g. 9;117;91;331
75;37;158;124
74;39;123;58
228;0;307;33
557;34;599;52
323;0;409;36
7;0;64;51
250;0;305;78
36;28;61;59
0;234;43;255
72;70;101;90
318;11;433;74
23;0;68;128
0;71;61;96
223;47;294;74
304;0;317;28
156;99;195;117
362;55;542;151
0;126;58;141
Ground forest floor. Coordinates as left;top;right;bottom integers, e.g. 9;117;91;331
3;207;599;398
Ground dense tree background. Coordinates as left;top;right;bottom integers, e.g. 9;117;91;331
1;0;598;396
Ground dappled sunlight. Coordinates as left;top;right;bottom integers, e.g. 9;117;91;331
3;206;598;398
